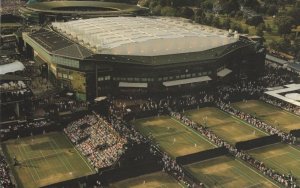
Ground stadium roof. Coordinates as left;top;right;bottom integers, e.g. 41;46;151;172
29;29;94;59
24;1;145;15
265;84;300;107
0;61;25;75
52;17;239;56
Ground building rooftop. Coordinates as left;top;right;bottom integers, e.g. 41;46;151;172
28;29;94;59
52;17;239;56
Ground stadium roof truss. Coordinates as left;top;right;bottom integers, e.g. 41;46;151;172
265;84;300;107
52;17;239;56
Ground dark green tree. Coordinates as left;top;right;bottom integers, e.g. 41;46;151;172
152;5;162;15
179;7;194;19
219;0;240;14
222;18;231;29
194;8;206;23
243;0;261;11
275;16;294;35
266;5;278;16
160;6;176;16
288;8;300;25
212;17;221;28
256;24;264;36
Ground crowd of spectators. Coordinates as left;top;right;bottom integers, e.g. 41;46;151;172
267;50;294;61
1;0;25;15
0;153;15;188
217;101;297;144
55;99;88;113
260;66;298;88
171;111;298;188
0;81;32;103
0;63;299;187
160;152;204;188
64;113;127;169
106;101;206;188
261;95;300;116
0;119;52;134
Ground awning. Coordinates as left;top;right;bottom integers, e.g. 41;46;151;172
0;74;30;81
217;68;232;77
266;54;287;65
119;82;148;88
0;61;25;75
94;96;107;102
163;76;211;87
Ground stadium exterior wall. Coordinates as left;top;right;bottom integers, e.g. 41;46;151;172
23;32;265;101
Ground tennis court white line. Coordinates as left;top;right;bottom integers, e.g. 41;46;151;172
16;145;37;184
171;118;217;147
39;149;51;171
51;138;75;172
244;183;263;188
230;116;268;135
288;145;300;153
20;143;41;180
63;134;95;173
213;108;268;136
233;166;257;185
19;143;41;181
235;159;280;188
247;143;280;151
47;141;71;173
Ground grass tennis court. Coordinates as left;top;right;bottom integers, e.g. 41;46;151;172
109;171;184;188
185;155;278;188
249;143;300;185
185;107;267;144
2;132;95;188
132;116;216;158
233;100;300;132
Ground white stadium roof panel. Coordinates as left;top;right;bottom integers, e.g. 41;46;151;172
52;17;238;56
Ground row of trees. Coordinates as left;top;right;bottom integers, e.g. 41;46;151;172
138;0;299;57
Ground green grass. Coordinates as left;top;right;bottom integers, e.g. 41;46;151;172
109;171;184;188
2;132;95;188
185;155;278;188
215;14;282;46
249;143;300;185
0;23;23;28
132;116;216;158
233;100;300;133
185;107;267;144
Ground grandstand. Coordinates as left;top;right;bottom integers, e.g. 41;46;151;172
23;16;265;101
184;155;277;187
185;107;268;144
233;100;300;133
2;1;300;187
2;132;95;188
132;116;216;158
19;1;148;23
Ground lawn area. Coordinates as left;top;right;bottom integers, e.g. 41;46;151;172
185;107;268;144
216;14;282;46
249;143;300;185
233;100;300;133
2;132;95;188
132;116;216;158
109;171;184;188
185;155;278;188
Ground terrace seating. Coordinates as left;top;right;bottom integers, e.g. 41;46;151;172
64;114;127;169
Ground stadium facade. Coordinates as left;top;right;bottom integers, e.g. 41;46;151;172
23;17;265;101
19;1;148;24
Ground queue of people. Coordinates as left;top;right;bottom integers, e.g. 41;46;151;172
261;95;300;116
171;111;298;188
0;153;14;188
217;101;297;144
